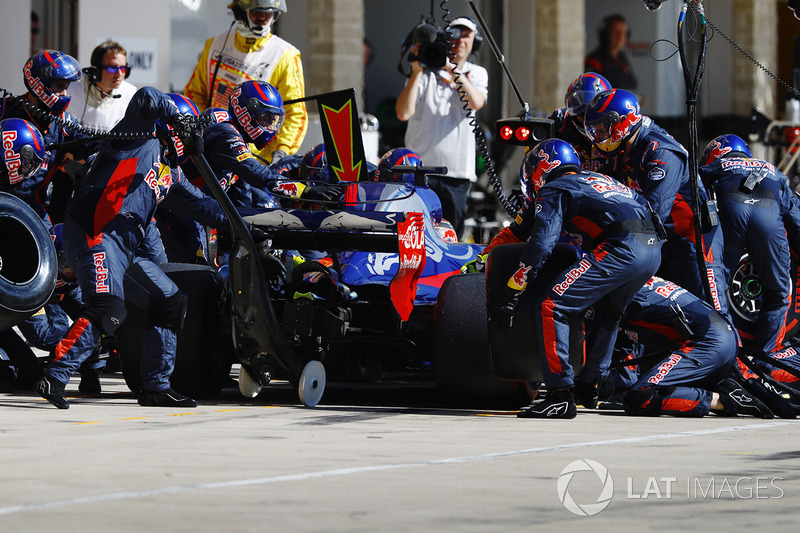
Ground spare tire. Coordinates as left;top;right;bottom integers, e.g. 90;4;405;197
0;192;57;332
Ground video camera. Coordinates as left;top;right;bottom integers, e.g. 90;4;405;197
402;20;455;72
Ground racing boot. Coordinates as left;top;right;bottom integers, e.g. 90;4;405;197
34;376;70;409
715;378;774;419
79;370;102;394
573;379;599;409
138;388;197;408
517;388;577;419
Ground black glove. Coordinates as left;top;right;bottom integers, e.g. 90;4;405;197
168;114;204;157
492;287;523;329
301;184;342;202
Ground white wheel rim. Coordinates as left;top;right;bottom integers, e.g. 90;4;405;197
298;361;326;407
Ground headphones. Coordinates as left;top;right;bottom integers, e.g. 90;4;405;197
453;16;483;54
598;14;630;48
82;41;132;83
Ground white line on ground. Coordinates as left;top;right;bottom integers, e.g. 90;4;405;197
0;420;795;515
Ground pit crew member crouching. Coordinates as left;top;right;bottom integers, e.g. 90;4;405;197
484;138;662;419
615;276;773;418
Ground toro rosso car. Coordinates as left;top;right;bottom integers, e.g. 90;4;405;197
116;89;524;407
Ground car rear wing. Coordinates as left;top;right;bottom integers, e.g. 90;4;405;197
240;207;407;252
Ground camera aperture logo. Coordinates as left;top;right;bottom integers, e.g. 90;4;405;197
557;459;614;517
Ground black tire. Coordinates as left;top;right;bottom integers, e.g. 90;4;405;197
0;192;57;333
486;243;585;382
432;272;526;408
728;253;800;349
117;263;233;398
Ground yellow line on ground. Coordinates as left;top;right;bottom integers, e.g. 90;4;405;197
168;412;199;417
214;409;245;412
72;421;102;425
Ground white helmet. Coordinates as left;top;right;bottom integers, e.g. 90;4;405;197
229;0;286;37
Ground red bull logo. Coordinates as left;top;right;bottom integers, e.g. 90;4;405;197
613;102;642;142
93;252;109;293
2;130;23;185
648;353;682;384
509;262;533;291
23;60;59;109
531;148;560;193
705;139;732;165
553;258;592;296
229;87;265;141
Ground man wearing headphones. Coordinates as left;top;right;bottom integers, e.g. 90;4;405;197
67;40;137;132
396;16;488;241
585;14;638;92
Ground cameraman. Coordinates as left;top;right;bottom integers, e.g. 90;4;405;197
396;16;487;240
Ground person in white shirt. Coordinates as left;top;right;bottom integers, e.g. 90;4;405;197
67;40;137;132
395;16;488;240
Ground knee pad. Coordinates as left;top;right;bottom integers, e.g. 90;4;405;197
623;388;664;416
84;294;128;336
148;292;188;331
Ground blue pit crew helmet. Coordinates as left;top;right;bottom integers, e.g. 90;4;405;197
155;93;201;167
301;143;327;180
376;148;423;184
0;118;45;190
565;72;611;117
202;107;232;124
702;134;752;165
584;89;643;154
520;139;581;198
228;80;285;150
23;50;83;115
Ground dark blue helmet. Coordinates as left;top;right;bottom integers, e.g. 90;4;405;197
228;80;285;150
520;139;581;198
301;143;326;179
702;134;752;165
584;89;642;154
155;93;200;167
202;107;231;124
0;118;45;190
23;50;82;115
565;72;611;117
376;148;422;184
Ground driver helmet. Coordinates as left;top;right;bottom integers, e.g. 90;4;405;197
228;80;285;150
23;50;82;115
0;118;45;190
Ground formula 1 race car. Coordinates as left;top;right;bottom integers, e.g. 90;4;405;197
115;89;528;407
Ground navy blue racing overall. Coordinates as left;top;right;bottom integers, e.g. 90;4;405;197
45;87;225;392
599;119;730;319
700;157;800;355
619;276;738;417
508;171;662;389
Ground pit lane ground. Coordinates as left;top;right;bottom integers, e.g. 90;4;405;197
1;371;798;532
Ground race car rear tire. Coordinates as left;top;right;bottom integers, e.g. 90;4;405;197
487;243;584;382
433;272;526;408
117;263;233;398
0;192;57;333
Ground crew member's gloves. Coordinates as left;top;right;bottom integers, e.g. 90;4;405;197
461;254;487;274
301;183;343;203
491;260;534;328
168;114;204;157
271;149;287;163
250;225;287;284
492;286;523;329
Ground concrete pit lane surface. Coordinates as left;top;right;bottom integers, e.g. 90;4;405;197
1;372;799;531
